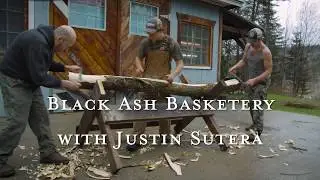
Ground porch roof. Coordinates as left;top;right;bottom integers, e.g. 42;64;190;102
222;10;264;41
200;0;244;9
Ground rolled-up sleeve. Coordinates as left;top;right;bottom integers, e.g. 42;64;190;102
170;40;183;61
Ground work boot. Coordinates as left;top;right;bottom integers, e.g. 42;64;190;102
126;143;142;152
248;130;262;142
245;124;257;131
40;152;69;165
0;164;15;178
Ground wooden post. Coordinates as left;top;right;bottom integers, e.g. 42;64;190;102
203;115;228;151
76;80;108;146
95;81;123;173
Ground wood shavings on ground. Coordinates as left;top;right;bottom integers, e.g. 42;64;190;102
144;159;163;171
16;145;114;179
285;139;295;145
283;139;308;152
228;125;240;130
228;149;236;155
278;144;288;151
269;147;276;154
86;167;112;179
289;144;308;152
182;129;192;134
139;146;155;154
119;154;132;159
190;152;201;162
164;153;182;175
19;166;29;171
35;164;70;180
258;153;279;159
175;162;187;166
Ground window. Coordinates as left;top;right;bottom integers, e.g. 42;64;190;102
177;13;215;68
69;0;106;31
130;2;159;36
0;0;25;61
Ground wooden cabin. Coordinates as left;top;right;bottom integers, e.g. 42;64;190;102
0;0;260;116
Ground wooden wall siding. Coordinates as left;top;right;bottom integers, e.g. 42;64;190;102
135;0;170;15
170;0;221;84
49;0;118;80
120;0;170;77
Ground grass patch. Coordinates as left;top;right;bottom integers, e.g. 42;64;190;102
224;92;320;117
268;93;320;117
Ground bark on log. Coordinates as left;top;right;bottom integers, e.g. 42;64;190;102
68;72;241;98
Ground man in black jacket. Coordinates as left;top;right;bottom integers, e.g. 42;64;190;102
0;25;81;177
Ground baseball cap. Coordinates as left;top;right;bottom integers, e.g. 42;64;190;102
145;17;163;34
247;28;263;43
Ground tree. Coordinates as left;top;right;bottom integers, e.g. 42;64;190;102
287;0;320;97
226;0;285;86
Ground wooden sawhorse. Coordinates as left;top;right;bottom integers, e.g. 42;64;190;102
76;80;228;174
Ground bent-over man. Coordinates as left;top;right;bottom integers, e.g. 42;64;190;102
0;25;81;177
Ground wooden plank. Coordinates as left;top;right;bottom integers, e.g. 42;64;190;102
202;115;228;151
177;13;215;27
76;110;98;147
223;25;248;36
97;80;106;95
76;81;107;146
98;112;123;173
164;153;182;176
173;117;194;134
101;104;215;123
78;119;183;131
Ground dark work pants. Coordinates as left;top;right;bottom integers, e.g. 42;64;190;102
0;72;56;165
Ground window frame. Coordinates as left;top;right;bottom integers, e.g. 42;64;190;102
129;1;159;37
0;0;26;50
68;0;107;31
177;12;215;69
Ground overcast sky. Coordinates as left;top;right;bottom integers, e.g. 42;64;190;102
275;0;320;30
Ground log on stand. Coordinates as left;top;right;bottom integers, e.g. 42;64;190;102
72;73;240;173
68;72;241;98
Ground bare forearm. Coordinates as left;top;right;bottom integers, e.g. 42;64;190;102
135;57;144;70
254;69;272;83
172;60;184;77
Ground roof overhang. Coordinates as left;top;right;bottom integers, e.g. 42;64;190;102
200;0;244;9
222;10;264;41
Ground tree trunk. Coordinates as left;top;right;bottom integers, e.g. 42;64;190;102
69;72;241;99
251;0;257;21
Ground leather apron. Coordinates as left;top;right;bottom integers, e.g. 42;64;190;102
143;37;171;80
133;36;172;135
141;36;171;100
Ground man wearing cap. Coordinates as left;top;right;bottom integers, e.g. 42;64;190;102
229;28;272;140
126;17;184;152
